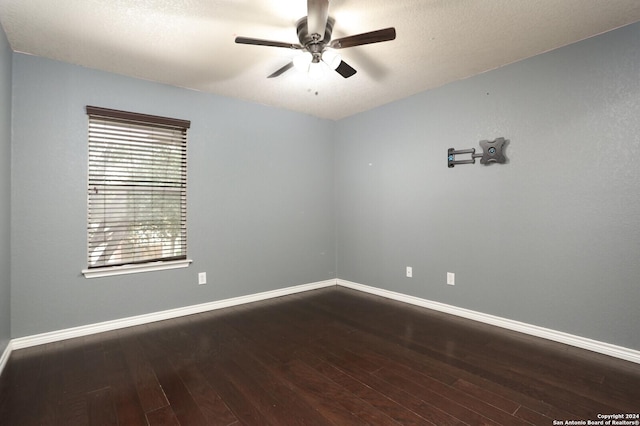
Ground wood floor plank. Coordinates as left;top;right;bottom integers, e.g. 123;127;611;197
327;321;577;421
1;286;639;425
84;348;109;394
451;378;521;414
145;405;181;426
87;387;117;426
0;345;46;425
103;349;148;426
173;363;239;426
514;405;556;424
56;392;89;426
462;350;626;418
222;345;337;425
118;331;169;413
317;348;465;425
147;355;210;426
37;342;70;425
198;357;276;425
221;354;333;425
302;289;596;419
372;364;514;425
273;358;391;425
359;346;530;426
312;359;428;425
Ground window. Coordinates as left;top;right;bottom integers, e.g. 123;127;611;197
83;106;191;278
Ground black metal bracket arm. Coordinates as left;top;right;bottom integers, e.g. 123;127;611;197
448;137;508;168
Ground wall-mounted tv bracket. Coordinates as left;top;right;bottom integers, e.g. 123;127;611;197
448;137;508;168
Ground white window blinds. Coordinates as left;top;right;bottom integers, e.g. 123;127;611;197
86;106;190;269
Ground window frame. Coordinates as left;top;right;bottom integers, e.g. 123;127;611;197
82;106;192;278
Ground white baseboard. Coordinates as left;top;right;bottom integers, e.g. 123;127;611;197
5;278;639;367
10;279;337;351
0;340;12;377
337;279;640;365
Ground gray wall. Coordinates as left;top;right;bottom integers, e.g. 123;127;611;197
335;23;640;350
6;21;640;351
11;54;336;337
0;25;11;355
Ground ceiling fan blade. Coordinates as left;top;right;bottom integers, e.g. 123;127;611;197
330;27;396;49
235;36;303;50
335;60;357;78
267;62;295;78
307;0;329;41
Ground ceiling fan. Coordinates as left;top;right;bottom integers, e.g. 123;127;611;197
235;0;396;79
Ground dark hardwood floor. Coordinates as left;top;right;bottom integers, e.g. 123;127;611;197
1;286;639;425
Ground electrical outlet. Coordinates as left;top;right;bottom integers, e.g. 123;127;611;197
406;266;413;278
447;272;455;286
198;272;207;285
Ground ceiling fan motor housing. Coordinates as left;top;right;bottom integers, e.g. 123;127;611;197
297;17;334;49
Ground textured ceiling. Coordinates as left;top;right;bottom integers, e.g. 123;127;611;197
1;0;640;120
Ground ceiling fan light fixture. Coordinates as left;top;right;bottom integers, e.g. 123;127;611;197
308;61;324;79
293;52;313;71
322;49;342;70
